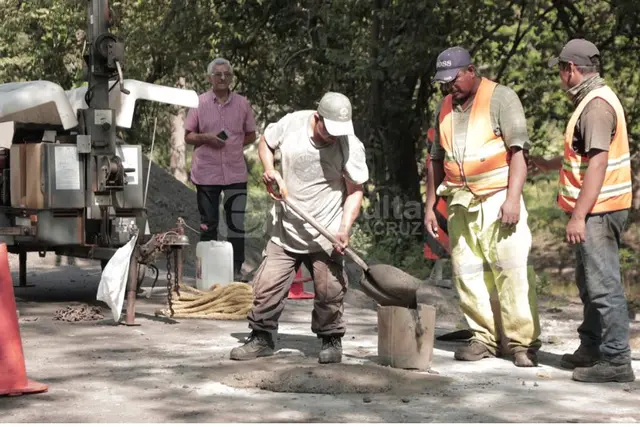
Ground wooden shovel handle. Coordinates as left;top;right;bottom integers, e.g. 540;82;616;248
274;176;369;271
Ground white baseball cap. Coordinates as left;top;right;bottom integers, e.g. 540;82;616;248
317;92;355;136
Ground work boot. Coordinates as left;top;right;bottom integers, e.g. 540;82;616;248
560;344;600;369
318;336;342;364
514;350;538;367
572;360;636;383
230;330;274;361
454;340;494;361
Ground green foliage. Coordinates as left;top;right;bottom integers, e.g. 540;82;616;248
350;220;433;280
2;0;639;285
620;241;640;303
0;0;85;86
244;153;273;248
534;270;553;296
524;174;566;238
620;247;637;276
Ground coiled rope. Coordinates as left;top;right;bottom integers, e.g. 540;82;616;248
155;282;253;320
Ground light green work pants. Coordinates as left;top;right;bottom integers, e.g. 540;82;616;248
448;190;541;354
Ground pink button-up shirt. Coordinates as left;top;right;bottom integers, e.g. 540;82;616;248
185;91;257;186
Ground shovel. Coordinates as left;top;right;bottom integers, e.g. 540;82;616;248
269;178;422;308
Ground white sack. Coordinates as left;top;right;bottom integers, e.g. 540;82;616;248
96;233;139;322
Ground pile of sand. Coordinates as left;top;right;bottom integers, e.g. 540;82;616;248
220;355;451;394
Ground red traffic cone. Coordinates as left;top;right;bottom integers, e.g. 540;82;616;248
0;243;48;397
288;268;314;299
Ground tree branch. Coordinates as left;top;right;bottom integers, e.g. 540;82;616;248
468;0;525;55
553;0;580;37
496;2;556;81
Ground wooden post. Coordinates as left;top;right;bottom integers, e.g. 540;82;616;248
377;304;436;370
124;247;139;326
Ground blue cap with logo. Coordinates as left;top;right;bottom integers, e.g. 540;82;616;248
433;46;472;83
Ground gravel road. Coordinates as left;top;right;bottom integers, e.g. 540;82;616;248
2;252;638;423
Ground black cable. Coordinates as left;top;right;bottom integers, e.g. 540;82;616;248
108;78;119;92
148;264;160;293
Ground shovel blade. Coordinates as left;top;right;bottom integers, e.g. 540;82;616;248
365;264;424;308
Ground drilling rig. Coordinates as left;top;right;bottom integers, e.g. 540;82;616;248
0;0;198;324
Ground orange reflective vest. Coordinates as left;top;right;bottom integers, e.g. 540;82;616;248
557;86;632;214
438;78;510;197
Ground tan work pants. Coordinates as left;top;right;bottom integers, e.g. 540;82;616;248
246;240;348;337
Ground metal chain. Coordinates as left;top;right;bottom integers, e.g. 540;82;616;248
174;252;180;293
166;251;174;316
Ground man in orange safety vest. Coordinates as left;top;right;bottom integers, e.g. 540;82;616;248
531;39;635;383
425;46;541;367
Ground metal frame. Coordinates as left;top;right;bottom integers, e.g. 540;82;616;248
0;0;191;325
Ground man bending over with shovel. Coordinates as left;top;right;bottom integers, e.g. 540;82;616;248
230;92;369;364
425;47;541;367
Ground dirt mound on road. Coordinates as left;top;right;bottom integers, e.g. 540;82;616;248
53;303;105;322
221;355;451;394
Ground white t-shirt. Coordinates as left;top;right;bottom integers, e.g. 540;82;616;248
263;110;369;254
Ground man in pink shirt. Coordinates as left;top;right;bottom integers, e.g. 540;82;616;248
184;58;257;280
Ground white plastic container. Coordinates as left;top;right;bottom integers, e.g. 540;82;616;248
195;240;234;291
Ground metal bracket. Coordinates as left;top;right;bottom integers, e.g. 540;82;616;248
124;218;189;326
77;135;92;153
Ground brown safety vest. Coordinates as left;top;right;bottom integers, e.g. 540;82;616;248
557;85;632;214
438;78;510;197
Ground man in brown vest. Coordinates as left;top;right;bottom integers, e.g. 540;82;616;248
531;39;635;383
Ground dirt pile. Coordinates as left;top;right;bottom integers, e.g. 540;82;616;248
141;155;267;276
220;355;452;394
53;303;104;322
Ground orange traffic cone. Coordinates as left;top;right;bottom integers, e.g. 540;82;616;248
287;268;314;299
0;243;48;397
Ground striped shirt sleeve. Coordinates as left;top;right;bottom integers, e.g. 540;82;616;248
491;85;531;151
429;99;446;161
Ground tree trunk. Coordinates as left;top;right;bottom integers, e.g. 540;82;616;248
367;0;386;188
382;75;422;204
632;154;640;208
170;77;188;184
631;157;640;222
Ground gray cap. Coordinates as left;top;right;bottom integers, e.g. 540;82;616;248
433;46;472;83
317;92;354;136
548;39;600;67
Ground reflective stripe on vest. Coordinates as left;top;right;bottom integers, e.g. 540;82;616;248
557;85;632;214
437;78;509;197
